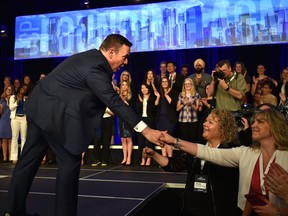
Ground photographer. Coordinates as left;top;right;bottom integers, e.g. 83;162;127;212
207;59;247;111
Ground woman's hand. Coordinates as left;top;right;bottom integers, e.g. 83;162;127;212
160;131;176;146
201;98;210;108
165;87;171;95
241;117;250;131
279;93;286;105
142;147;154;159
252;76;258;84
138;94;143;103
265;163;288;203
252;198;279;216
154;91;160;98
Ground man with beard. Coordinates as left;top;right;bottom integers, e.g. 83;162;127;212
188;58;212;98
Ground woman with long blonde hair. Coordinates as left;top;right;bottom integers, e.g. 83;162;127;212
0;86;14;162
176;78;202;142
118;80;133;165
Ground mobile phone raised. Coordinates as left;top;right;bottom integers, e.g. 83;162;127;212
245;193;266;206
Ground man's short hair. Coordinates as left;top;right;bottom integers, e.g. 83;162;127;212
166;60;176;67
181;64;189;70
99;34;132;52
217;59;231;68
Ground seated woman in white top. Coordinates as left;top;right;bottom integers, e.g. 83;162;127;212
160;108;288;216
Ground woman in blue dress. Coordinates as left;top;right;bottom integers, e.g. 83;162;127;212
0;86;14;162
156;77;178;157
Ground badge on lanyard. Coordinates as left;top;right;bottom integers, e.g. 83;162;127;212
194;174;208;193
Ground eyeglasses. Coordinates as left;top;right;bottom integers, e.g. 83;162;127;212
122;74;129;76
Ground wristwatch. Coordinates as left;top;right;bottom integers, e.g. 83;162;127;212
225;87;230;91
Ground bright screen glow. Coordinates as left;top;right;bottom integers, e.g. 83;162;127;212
14;0;288;60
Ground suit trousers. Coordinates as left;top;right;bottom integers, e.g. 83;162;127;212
5;118;82;216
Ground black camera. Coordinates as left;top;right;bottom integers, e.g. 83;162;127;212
231;104;254;127
230;111;244;127
213;70;225;80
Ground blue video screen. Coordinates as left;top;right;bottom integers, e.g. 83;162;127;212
14;0;288;60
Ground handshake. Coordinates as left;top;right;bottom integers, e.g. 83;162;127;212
142;127;177;148
141;127;193;163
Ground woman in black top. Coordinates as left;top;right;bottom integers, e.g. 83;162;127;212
136;83;160;166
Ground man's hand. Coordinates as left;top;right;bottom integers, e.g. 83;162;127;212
218;79;229;91
142;127;165;147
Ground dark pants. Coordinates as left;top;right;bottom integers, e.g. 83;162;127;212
94;116;114;162
5;119;81;216
137;117;155;160
178;121;199;142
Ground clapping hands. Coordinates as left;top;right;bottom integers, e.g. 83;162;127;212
265;163;288;203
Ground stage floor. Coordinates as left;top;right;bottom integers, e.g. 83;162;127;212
0;162;187;216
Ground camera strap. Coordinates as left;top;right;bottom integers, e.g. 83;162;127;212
225;71;238;85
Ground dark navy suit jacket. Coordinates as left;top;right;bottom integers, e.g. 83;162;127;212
25;49;141;155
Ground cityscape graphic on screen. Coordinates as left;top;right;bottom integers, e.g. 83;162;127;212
14;0;288;59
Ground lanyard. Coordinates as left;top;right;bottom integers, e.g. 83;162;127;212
259;151;276;195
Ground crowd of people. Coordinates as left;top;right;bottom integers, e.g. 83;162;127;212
0;75;33;164
1;57;287;167
0;33;288;216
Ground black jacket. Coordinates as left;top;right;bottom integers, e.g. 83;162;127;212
26;49;141;155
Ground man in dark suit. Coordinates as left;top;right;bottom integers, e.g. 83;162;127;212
166;60;184;95
4;34;163;216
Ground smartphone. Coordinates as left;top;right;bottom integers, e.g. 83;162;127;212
245;193;266;206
